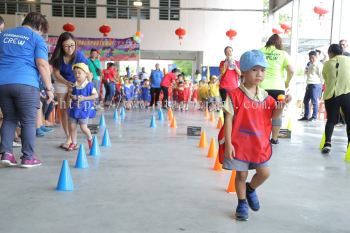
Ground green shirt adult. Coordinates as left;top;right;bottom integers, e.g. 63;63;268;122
88;58;102;81
322;55;350;100
260;46;291;90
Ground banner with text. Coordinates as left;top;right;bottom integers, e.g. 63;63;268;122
47;36;140;61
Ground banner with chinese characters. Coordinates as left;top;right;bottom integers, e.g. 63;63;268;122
47;36;140;61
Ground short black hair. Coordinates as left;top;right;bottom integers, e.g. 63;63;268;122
90;48;98;53
309;51;317;56
328;44;343;56
172;68;180;73
22;12;48;34
0;16;4;25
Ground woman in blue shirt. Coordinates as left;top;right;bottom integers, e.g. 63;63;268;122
0;12;54;168
50;32;90;150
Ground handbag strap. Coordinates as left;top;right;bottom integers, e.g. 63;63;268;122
90;59;99;71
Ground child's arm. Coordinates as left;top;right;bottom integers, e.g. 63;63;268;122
224;112;235;160
272;95;292;119
78;88;98;101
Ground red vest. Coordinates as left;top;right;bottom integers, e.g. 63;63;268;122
219;60;240;90
218;88;275;164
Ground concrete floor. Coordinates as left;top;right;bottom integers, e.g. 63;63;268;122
0;108;349;233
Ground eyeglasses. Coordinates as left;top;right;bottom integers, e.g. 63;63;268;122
63;44;76;49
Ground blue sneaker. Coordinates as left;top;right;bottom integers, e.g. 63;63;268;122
235;201;249;221
36;128;45;137
246;183;260;211
40;126;54;133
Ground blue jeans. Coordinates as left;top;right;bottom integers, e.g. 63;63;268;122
104;81;115;102
92;79;100;103
303;84;322;119
0;84;40;159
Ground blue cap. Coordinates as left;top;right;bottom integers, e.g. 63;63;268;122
239;50;268;72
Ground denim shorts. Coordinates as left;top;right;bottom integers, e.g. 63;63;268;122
223;158;269;171
69;117;88;125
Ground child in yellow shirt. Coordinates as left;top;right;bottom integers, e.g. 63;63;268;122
198;79;209;110
208;75;221;111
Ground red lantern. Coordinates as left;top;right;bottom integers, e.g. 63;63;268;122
175;27;186;39
226;29;237;40
99;25;111;37
313;6;329;19
63;23;75;32
280;23;291;34
272;28;283;35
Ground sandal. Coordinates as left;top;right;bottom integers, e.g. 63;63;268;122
67;143;79;151
59;143;69;150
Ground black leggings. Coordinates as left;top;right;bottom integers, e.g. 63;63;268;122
150;87;161;107
161;86;169;107
324;93;350;143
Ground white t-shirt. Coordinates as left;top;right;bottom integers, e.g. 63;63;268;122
306;61;323;84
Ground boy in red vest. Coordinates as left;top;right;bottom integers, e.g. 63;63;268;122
222;50;291;221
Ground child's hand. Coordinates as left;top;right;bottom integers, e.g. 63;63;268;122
77;95;85;101
224;143;235;160
70;94;77;100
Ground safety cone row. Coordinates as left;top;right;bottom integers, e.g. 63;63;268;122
150;115;157;128
205;108;210;119
207;138;216;158
101;128;111;147
75;144;89;169
226;170;236;193
345;144;350;162
210;111;215;122
167;109;173;122
158;109;164;121
198;130;208;148
99;114;106;128
216;117;223;129
170;115;177;128
90;135;100;156
113;109;119;122
213;152;222;171
56;160;74;191
120;107;126;119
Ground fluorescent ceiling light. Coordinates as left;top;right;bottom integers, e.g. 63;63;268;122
133;1;142;7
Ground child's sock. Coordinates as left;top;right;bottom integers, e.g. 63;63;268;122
246;182;255;193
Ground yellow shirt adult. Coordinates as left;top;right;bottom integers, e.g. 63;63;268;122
322;55;350;100
260;46;291;90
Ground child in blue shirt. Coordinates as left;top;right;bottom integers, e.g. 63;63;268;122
123;78;135;110
141;79;151;108
68;63;98;151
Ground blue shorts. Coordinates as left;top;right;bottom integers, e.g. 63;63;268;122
223;158;269;171
69;117;88;125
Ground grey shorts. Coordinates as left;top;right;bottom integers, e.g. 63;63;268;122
223;158;269;171
69;117;88;125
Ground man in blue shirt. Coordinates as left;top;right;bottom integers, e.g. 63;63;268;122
149;63;164;107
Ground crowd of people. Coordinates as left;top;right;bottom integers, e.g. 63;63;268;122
1;12;350;222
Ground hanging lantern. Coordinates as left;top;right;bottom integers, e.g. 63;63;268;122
99;25;111;37
280;23;291;34
63;23;75;32
135;31;142;37
175;27;186;45
226;29;237;40
272;28;283;35
313;6;329;19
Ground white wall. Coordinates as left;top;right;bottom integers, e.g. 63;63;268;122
1;0;265;66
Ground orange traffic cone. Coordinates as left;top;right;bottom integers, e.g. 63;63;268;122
213;152;222;171
205;108;209;119
226;170;236;193
168;109;173;121
207;138;216;158
170;115;177;128
216;117;223;129
210;111;215;122
49;107;56;124
198;130;208;148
